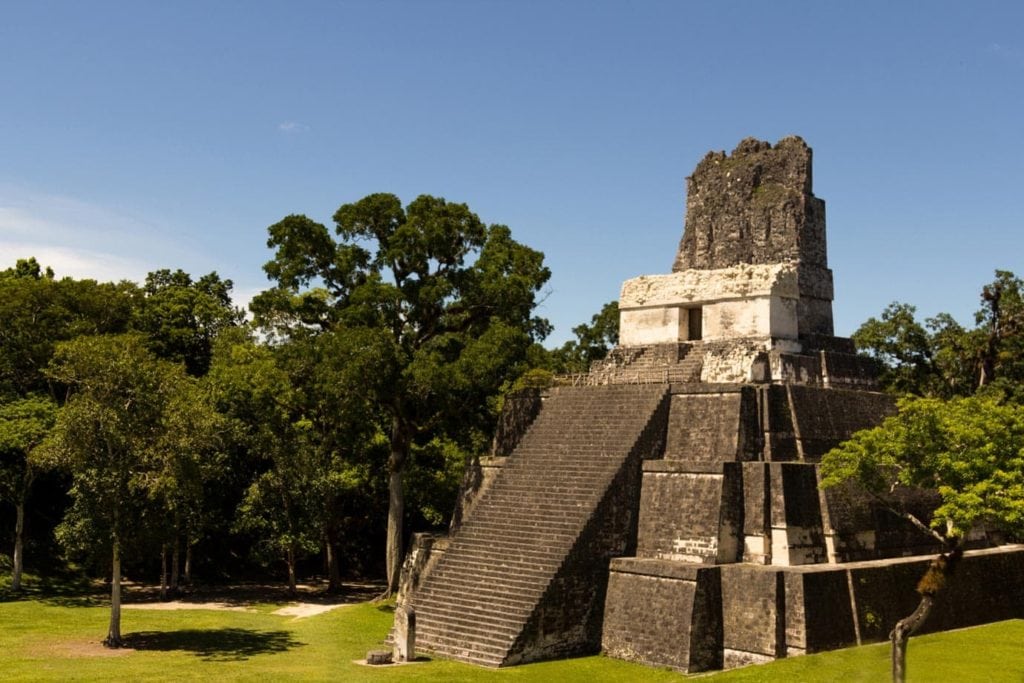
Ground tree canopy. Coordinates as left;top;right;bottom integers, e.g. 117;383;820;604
854;271;1024;400
134;269;244;376
36;334;219;646
253;193;550;592
821;392;1024;681
822;394;1024;541
0;394;57;590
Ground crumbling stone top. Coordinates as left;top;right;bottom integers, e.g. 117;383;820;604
672;136;827;272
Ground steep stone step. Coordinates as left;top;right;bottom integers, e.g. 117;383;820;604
415;609;523;639
414;587;538;614
443;539;570;562
410;384;669;668
415;634;508;667
422;568;553;594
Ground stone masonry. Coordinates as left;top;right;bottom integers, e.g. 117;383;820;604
395;137;1024;672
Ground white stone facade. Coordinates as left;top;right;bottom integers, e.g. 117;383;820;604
618;263;802;347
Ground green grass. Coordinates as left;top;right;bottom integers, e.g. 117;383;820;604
1;577;1023;681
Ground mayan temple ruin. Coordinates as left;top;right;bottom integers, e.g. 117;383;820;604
395;137;1024;672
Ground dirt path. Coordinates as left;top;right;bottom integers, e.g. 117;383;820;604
122;601;251;612
119;580;383;619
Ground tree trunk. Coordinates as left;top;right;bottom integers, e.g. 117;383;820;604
891;595;934;683
12;502;25;592
159;544;168;601
12;467;32;592
286;545;297;597
170;536;180;595
104;537;123;647
326;529;342;593
385;417;410;596
184;544;192;585
889;546;962;683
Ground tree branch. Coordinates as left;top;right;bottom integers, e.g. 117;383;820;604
868;488;948;545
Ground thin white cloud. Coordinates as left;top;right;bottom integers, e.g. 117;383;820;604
0;185;199;283
278;120;310;133
0;240;148;283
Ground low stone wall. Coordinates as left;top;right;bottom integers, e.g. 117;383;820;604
395;533;450;610
721;545;1024;666
604;545;1024;672
602;558;722;672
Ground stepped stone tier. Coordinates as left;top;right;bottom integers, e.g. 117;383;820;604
395;137;1024;672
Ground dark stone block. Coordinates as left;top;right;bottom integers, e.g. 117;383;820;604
636;469;725;562
791;570;856;652
721;566;784;657
664;393;743;462
602;564;722;672
491;388;543;456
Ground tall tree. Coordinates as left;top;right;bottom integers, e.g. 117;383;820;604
0;395;57;590
851;302;939;396
252;194;550;592
975;270;1024;395
821;394;1024;682
0;265;136;399
279;328;392;590
0;261;136;590
0;257;53;281
208;331;323;595
134;269;244;377
36;334;217;646
852;271;1024;400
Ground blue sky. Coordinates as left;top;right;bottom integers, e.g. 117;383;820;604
2;1;1022;344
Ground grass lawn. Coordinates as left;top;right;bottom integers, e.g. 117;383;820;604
1;576;1023;681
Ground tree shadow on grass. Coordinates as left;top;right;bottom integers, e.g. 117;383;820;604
1;573;106;608
123;628;303;661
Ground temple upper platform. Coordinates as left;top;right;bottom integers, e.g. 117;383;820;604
612;137;867;386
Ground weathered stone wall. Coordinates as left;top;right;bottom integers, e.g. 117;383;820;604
636;467;725;562
618;264;803;346
449;455;505;533
769;463;827;566
663;391;755;464
819;479;944;562
720;565;785;666
491;388;544;457
786;385;895;460
673;136;827;272
395;533;450;610
720;545;1024;666
754;385;895;462
602;559;723;672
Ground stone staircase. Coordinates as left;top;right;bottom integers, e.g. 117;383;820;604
411;384;670;666
585;343;703;385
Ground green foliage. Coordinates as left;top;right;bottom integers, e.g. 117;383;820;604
35;334;219;561
821;395;1024;539
0;393;57;501
511;368;556;392
253;193;551;589
852;302;938;395
853;271;1024;400
0;257;54;281
0;266;137;398
548;301;619;374
134;269;244;376
0;395;57;463
207;333;320;568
